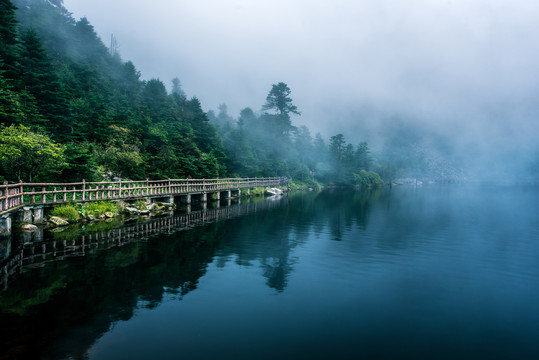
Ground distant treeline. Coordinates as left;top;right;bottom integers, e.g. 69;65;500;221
0;0;383;187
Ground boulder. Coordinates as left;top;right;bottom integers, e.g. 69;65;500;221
265;188;283;196
49;216;69;226
162;202;176;210
125;207;140;215
104;211;114;218
20;223;39;232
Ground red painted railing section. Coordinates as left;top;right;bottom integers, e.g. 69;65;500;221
0;177;284;213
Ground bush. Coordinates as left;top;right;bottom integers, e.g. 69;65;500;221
250;187;265;197
82;201;120;217
287;178;322;190
353;170;384;189
134;200;148;210
51;204;80;222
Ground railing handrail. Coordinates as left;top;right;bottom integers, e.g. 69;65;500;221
0;177;286;213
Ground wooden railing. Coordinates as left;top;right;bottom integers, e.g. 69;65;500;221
0;177;285;213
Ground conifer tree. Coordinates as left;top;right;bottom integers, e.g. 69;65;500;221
0;0;20;82
0;63;42;126
19;28;69;132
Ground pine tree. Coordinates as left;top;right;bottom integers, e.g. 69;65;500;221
0;62;42;126
19;28;70;132
261;82;300;135
0;0;20;82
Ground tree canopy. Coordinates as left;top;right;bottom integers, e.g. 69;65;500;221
0;124;66;181
0;0;387;187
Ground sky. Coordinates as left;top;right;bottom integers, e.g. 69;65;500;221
62;0;539;158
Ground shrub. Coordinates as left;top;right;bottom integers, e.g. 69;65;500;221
250;187;265;196
51;205;80;222
353;170;384;189
82;201;120;217
134;200;148;210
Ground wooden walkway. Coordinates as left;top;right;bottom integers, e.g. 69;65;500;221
0;177;284;214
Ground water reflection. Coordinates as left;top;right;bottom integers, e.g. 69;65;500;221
0;189;384;359
2;185;536;360
0;196;294;359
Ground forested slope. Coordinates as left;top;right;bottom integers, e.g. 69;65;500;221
0;0;381;187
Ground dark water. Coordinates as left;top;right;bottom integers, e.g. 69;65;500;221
1;184;539;360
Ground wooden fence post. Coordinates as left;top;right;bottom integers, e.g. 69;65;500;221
82;179;86;201
19;180;23;206
1;181;6;211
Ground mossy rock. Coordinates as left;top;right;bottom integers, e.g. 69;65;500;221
49;216;69;226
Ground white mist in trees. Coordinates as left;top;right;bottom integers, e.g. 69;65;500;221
171;77;185;98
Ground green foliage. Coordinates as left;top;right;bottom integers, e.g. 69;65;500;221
0;2;388;186
249;187;265;197
134;200;147;210
353;170;384;189
0;0;20;81
50;204;80;221
0;124;66;181
261;82;300;136
18;28;70;130
262;82;300;117
82;201;120;217
61;142;100;182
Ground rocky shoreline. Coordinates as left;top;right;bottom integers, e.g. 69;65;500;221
15;200;177;232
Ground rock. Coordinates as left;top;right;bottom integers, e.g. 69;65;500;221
104;211;114;218
49;216;69;226
125;207;140;215
140;210;150;215
20;224;38;231
265;188;283;196
88;214;96;221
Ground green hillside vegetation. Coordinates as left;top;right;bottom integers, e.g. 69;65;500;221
0;0;381;187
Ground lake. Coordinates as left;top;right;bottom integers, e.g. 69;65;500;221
1;184;538;360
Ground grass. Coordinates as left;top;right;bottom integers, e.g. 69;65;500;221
50;204;80;222
133;200;148;210
250;187;265;196
51;200;124;222
82;201;121;217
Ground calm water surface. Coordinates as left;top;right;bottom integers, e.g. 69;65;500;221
1;184;539;359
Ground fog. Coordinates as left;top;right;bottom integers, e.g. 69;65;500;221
62;0;539;179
